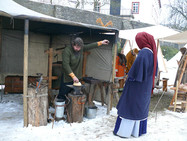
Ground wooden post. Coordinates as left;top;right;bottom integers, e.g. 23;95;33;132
110;33;119;114
107;84;111;115
129;40;133;50
82;51;90;77
0;17;2;63
121;40;128;53
174;81;179;112
98;83;104;106
112;35;118;83
48;48;53;93
48;35;53;94
156;39;159;52
158;43;168;72
23;19;29;127
178;56;187;85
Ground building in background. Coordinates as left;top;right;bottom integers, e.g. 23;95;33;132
30;0;162;25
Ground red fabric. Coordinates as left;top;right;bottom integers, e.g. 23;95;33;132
135;32;157;89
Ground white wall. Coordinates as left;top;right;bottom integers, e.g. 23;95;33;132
121;0;161;25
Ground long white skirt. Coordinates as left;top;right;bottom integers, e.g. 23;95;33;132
113;116;147;138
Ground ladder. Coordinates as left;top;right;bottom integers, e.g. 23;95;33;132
169;55;187;112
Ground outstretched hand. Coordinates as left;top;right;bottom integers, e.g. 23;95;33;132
102;39;109;45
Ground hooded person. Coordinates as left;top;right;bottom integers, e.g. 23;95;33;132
115;49;127;91
113;32;157;138
125;48;139;74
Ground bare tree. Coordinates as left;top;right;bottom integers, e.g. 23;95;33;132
167;0;187;31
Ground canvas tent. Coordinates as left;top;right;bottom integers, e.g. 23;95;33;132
119;25;180;72
0;0;118;126
160;30;187;44
0;0;118;82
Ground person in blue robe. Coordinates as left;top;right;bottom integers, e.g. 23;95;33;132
113;32;158;138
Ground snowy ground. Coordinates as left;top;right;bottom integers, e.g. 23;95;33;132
0;90;187;141
0;52;187;141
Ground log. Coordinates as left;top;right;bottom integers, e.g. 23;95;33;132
27;86;48;127
67;94;86;123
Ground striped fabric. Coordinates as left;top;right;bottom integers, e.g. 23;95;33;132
113;116;147;138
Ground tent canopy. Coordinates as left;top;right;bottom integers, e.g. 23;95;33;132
119;25;178;73
160;31;187;44
0;0;118;82
119;25;179;41
0;0;118;35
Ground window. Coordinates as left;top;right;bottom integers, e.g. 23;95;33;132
132;2;140;14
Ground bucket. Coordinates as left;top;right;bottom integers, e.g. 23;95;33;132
85;106;98;119
55;99;65;119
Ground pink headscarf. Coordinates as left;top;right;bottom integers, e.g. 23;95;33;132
135;32;157;89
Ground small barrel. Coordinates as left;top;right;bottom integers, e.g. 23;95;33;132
55;99;65;119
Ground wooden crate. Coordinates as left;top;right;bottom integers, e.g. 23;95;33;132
4;76;38;94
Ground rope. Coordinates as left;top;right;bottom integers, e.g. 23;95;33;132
152;89;167;122
152;89;166;113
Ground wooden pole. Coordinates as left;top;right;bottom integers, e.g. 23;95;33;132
82;51;90;77
48;48;53;93
48;36;53;93
129;40;133;50
121;40;128;53
109;32;119;114
0;17;2;63
174;81;179;112
107;84;111;115
23;19;29;127
158;42;168;72
177;55;187;84
112;34;118;83
156;39;159;52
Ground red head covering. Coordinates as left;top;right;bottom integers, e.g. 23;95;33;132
135;32;157;89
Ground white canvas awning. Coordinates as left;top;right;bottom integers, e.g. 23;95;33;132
119;25;179;41
160;30;187;44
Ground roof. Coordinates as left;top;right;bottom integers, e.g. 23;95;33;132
0;0;118;34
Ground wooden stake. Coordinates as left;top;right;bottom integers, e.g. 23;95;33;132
107;84;112;115
48;48;53;92
174;81;179;112
0;17;2;63
112;42;118;82
82;51;90;77
121;40;128;53
178;55;187;85
159;44;168;72
156;39;159;52
23;19;29;127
